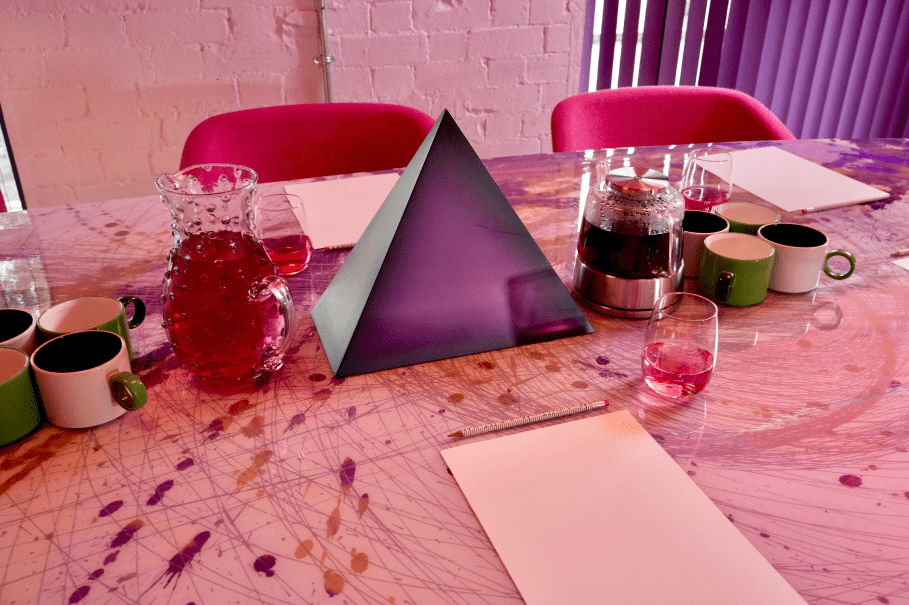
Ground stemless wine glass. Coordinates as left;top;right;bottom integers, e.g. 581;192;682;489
255;193;313;277
681;149;733;212
642;292;718;401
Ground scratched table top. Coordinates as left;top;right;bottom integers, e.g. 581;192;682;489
1;138;909;605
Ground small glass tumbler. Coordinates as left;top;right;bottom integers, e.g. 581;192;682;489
681;149;733;212
642;292;718;400
255;193;313;277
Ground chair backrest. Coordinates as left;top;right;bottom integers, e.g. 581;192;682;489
551;86;795;153
180;103;437;183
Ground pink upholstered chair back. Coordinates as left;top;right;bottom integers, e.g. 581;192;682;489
551;86;795;153
180;103;437;183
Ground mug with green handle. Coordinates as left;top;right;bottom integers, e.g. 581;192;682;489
38;296;145;360
698;233;775;306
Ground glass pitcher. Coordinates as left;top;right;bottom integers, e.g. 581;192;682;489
155;164;296;383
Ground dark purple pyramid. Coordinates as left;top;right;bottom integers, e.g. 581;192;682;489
311;110;593;377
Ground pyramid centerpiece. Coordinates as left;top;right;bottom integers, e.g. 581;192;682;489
311;110;593;377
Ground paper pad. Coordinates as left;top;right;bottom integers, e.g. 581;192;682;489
723;146;887;213
442;410;808;605
285;173;399;249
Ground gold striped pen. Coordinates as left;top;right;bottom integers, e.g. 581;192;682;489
325;242;356;251
448;400;608;438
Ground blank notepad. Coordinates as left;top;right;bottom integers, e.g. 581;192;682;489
725;146;887;213
442;410;808;605
285;173;399;249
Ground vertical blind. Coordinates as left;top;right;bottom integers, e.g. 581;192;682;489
585;0;909;140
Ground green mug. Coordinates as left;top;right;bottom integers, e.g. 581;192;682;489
698;233;776;306
38;296;146;360
0;347;42;446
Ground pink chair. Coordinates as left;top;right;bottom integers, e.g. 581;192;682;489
180;103;437;183
551;86;795;153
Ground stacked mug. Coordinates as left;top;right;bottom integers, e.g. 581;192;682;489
0;296;148;446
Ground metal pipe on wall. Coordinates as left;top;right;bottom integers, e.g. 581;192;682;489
314;0;335;102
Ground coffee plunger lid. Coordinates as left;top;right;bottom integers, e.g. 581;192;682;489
607;166;669;193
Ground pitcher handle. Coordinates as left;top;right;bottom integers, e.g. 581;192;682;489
251;275;296;373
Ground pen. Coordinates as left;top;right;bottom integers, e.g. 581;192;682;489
448;400;608;438
325;243;355;251
891;249;909;258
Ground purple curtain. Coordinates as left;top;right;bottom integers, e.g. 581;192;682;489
588;0;909;139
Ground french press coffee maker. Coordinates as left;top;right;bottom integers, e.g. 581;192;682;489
572;165;684;318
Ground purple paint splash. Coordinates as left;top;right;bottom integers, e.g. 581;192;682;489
839;474;862;487
340;458;356;487
110;520;143;548
253;554;276;577
99;501;123;517
162;531;211;588
147;480;175;506
176;458;194;471
68;586;90;603
282;412;306;434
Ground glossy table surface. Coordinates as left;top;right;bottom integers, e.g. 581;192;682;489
2;138;909;604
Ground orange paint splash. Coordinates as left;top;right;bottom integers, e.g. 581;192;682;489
326;507;341;538
228;399;254;416
241;416;265;438
351;548;369;574
295;539;313;559
324;569;345;596
237;449;273;490
357;494;369;517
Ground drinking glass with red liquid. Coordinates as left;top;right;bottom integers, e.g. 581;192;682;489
681;149;733;212
255;193;313;277
642;292;718;401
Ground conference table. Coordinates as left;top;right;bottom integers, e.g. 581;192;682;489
1;138;908;604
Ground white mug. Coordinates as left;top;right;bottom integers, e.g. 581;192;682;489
30;330;147;429
682;211;729;278
0;308;38;355
758;223;855;293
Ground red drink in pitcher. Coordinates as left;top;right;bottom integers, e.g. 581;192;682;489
163;231;287;382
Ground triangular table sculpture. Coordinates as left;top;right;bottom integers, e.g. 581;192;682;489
311;110;593;377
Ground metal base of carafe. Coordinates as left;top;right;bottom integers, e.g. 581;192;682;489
572;257;684;319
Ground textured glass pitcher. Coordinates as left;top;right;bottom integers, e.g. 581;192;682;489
155;164;296;382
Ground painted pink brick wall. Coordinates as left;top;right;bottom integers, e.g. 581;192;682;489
0;0;585;208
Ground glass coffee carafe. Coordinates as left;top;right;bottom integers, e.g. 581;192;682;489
156;164;296;383
573;165;684;318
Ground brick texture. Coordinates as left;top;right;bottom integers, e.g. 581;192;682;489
0;0;585;208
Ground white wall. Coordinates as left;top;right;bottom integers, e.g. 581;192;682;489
0;0;586;208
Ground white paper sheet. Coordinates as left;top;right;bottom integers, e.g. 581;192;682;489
719;146;887;213
284;173;399;249
442;410;808;605
893;257;909;271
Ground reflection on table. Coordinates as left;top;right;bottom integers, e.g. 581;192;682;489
1;138;908;604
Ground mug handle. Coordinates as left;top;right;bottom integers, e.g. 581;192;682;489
823;250;856;280
250;275;297;373
716;270;734;302
118;296;147;328
109;372;148;411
